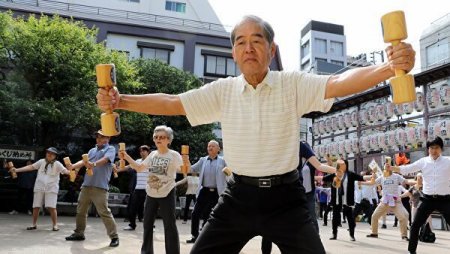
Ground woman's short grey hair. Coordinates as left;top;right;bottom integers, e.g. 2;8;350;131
209;140;220;148
153;125;174;143
230;15;275;46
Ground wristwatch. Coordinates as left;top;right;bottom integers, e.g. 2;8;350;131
93;162;97;168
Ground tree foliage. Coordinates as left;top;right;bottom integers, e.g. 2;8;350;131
0;12;217;167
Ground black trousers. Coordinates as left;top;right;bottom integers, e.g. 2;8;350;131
191;188;219;238
408;196;450;252
332;204;355;237
323;204;333;225
141;189;179;254
129;189;146;228
183;194;197;221
16;187;33;212
190;179;325;254
353;199;375;225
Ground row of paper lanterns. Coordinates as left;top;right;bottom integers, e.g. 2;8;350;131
314;126;426;157
313;83;450;137
314;120;450;157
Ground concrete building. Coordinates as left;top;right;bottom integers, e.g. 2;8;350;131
420;13;450;71
0;0;283;84
300;20;347;74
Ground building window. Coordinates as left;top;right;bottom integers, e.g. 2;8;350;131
330;41;343;56
137;41;175;64
301;40;310;58
331;60;344;66
316;58;327;63
315;38;327;54
202;50;239;77
426;37;449;67
165;1;186;13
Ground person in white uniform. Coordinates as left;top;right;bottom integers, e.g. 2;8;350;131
12;147;69;231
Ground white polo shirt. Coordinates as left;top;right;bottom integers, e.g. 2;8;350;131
179;70;333;177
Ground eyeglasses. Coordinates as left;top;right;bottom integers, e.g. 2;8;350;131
153;136;168;140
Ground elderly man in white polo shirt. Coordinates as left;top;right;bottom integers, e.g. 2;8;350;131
97;15;415;254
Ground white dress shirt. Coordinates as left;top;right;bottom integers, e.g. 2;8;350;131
400;155;450;195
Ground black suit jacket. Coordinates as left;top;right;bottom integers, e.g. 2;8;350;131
323;171;364;206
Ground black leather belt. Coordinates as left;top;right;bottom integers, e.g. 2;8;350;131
423;194;450;200
234;170;299;188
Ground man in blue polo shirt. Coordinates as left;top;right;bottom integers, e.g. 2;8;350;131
65;130;119;247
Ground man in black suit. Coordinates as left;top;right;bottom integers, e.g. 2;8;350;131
320;159;369;241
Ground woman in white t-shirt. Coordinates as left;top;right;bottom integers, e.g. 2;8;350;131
120;125;183;254
11;147;69;231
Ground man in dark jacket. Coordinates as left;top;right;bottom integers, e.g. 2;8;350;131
321;159;369;241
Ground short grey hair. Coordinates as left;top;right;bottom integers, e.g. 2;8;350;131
208;140;220;148
153;125;174;142
230;15;275;46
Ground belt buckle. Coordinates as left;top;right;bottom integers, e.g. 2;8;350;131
258;179;271;188
432;194;438;198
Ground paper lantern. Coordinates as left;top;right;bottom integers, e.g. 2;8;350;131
369;134;379;150
385;102;395;119
395;129;407;146
433;121;442;139
387;131;396;147
405;127;417;145
367;105;377;123
325;118;332;133
337;114;345;130
415;92;424;112
313;122;320;136
351;138;359;154
428;123;436;140
318;120;326;135
351;110;359;127
338;141;345;155
344;139;352;154
377;133;388;150
359;136;370;153
359;109;369;125
376;104;387;122
394;103;404;116
344;112;352;128
403;102;414;114
440;83;450;106
439;120;450;139
331;116;338;131
415;126;426;144
330;142;339;155
427;87;440;109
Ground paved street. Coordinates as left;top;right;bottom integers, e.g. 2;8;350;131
0;213;449;254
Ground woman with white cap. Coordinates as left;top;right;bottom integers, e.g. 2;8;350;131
11;147;69;231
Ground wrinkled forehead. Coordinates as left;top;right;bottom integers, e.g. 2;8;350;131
234;21;265;40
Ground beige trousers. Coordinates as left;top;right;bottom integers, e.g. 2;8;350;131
371;200;409;237
74;186;118;239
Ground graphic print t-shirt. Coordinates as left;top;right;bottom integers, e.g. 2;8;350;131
142;149;182;198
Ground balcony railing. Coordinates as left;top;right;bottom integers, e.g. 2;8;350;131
0;0;229;33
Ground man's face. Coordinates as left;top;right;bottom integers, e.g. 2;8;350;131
428;145;442;159
232;21;276;78
207;142;220;157
96;134;110;147
140;149;149;159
